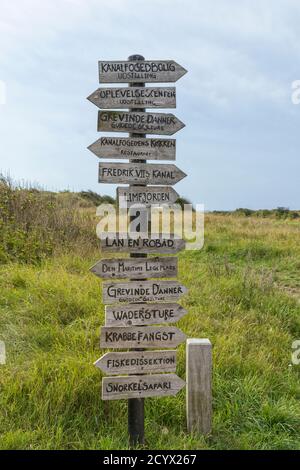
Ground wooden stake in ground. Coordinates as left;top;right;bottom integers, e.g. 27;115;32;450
186;339;212;435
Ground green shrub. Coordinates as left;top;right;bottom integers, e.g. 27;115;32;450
0;176;97;264
79;190;115;206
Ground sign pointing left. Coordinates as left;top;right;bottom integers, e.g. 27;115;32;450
88;87;176;109
105;303;187;327
88;137;176;161
95;350;177;375
90;256;178;280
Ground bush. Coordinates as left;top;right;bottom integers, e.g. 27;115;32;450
79;190;115;206
235;208;254;217
0;176;97;264
175;197;195;211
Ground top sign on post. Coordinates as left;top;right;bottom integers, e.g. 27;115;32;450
99;60;187;83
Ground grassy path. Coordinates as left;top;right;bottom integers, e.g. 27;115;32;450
0;215;299;449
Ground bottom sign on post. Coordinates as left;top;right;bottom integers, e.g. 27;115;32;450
102;373;185;400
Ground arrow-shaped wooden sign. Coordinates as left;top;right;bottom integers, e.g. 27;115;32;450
88;87;176;109
105;303;187;327
102;373;185;400
117;186;179;208
101;235;185;254
102;280;188;304
88;137;176;160
90;256;178;280
98;60;187;83
95;350;177;375
98;111;185;135
100;326;186;349
98;162;186;185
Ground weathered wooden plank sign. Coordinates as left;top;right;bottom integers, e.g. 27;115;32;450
88;87;176;109
98;60;187;83
98;162;186;185
98;111;185;135
95;350;177;375
102;373;185;400
102;280;188;304
100;326;186;349
117;186;179;207
88;137;176;161
105;303;187;327
90;256;178;280
100;235;185;254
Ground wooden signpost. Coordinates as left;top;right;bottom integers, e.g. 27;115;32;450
90;256;178;279
88;54;189;446
88;87;176;109
98;111;185;135
88;137;176;161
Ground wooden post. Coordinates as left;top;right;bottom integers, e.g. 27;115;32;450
186;338;212;435
89;55;188;446
127;53;146;447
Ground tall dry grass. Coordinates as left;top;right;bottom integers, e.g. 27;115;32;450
0;176;98;264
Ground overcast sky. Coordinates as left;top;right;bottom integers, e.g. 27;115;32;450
0;0;299;210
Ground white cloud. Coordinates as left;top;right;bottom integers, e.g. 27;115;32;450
0;0;299;208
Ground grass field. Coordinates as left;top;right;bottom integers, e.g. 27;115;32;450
0;184;300;449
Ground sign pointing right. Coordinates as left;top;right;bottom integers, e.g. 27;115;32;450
102;280;188;304
98;60;187;83
102;374;186;400
97;111;185;136
98;162;186;185
105;303;187;327
100;326;186;349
